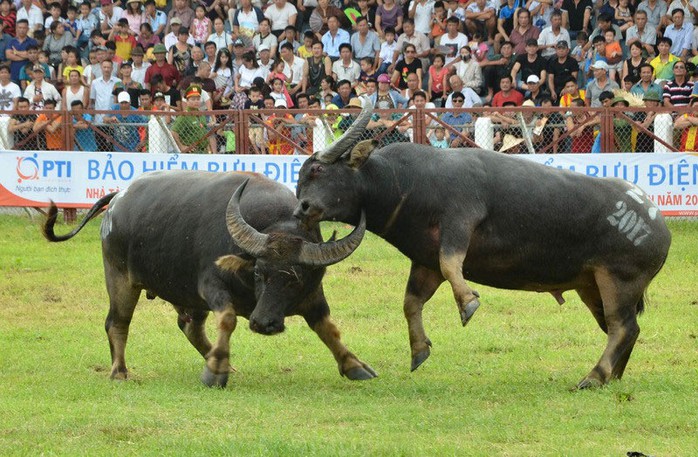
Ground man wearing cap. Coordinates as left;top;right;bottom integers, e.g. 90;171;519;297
164;18;196;50
23;63;61;110
635;90;661;153
585;61;619;107
524;75;548;105
167;0;194;34
537;11;570;58
663;60;694;107
145;43;180;89
99;0;124;36
171;85;215;153
546;40;578;101
511;38;547;91
509;9;539;56
130;46;150;85
104;90;147;151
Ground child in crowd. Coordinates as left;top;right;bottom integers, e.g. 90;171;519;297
377;27;397;75
38;50;56;80
61;46;83;81
244;86;266;153
191;5;212;46
111;18;137;62
298;31;314;59
430;1;447;44
211;49;234;106
357;57;377;93
469;31;489;62
44;2;62;30
428;54;448;104
604;29;622;83
430;125;450;148
65;6;79;38
615;0;633;32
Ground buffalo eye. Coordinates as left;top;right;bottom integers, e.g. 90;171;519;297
310;163;324;177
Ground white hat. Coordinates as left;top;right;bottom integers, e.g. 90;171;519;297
526;75;540;84
117;91;131;104
499;134;525;153
590;61;609;71
258;44;270;52
274;98;287;108
522;99;535;107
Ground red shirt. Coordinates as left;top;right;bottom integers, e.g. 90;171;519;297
491;89;524;107
145;62;180;88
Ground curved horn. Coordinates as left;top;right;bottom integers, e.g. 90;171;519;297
225;179;270;257
296;211;366;267
316;99;374;164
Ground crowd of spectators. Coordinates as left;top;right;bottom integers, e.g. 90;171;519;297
1;0;698;153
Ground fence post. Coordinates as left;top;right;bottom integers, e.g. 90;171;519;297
601;108;615;152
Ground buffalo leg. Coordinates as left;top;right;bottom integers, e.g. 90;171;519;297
308;314;377;380
577;268;643;389
201;306;237;388
576;286;608;334
104;266;140;380
439;248;480;326
174;307;213;358
404;263;444;371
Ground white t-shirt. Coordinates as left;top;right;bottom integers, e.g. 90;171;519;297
131;62;151;86
282;56;307;86
439;33;469;65
0;81;22;111
409;0;435;35
264;3;297;31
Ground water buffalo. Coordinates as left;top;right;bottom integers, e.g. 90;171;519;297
293;102;671;389
43;171;375;387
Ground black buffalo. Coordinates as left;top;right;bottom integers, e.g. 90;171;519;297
294;103;671;389
43;171;375;387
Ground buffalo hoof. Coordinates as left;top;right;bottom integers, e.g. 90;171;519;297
345;364;378;381
460;298;480;326
201;366;228;388
411;347;431;371
576;376;604;390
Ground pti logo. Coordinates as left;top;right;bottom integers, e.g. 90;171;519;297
16;154;40;183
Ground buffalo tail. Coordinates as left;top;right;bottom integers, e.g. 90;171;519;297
42;193;118;242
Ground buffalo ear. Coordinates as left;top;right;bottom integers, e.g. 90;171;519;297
347;139;378;169
216;255;255;273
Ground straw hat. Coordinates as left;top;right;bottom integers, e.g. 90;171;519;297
499;134;524;153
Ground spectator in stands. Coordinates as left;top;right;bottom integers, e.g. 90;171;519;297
33;97;61;150
24;64;61;109
100;0;124;36
321;15;350;60
428;54;448;104
585;61;619;107
143;0;167;38
123;0;145;36
511;38;547;91
637;0;668;31
114;61;143;108
635;90;661;153
631;62;663;96
167;0;194;33
9;97;37;149
104;90;147;151
280;42;308;95
63;69;89;110
332;43;360;85
306;41;332;95
558;76;585;107
674;89;698;151
265;0;298;38
400;71;424;101
664;8;693;59
510;9;539;56
171;85;215;153
561;0;593;40
0;0;16;38
191;5;211;46
330;78;356;108
408;0;433;36
625;10;657;59
392;43;422;89
524;75;548;105
377;26;397;74
232;0;264;47
370;72;408;108
441;91;471;146
666;0;698;25
546;41;578;102
169;27;194;75
309;0;346;40
7;19;37;83
444;73;481;108
165;18;195;50
495;0;517;52
492;74;524;106
651;37;680;83
70;100;97;152
481;40;516;102
0;64;21;110
622;42;645;84
151;73;182;109
16;0;43;37
453;45;483;95
376;0;403;38
145;44;180;89
438;16;467;64
663;60;694;106
394;18;430;66
252;19;278;59
110;18;137;62
538;10;571;59
588;13;623;45
464;0;495;41
279;25;301;53
351;16;381;62
566;97;596;152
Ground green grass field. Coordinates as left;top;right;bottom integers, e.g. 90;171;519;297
1;214;696;456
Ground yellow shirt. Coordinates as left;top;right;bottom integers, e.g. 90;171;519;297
297;45;312;59
559;89;586;108
62;65;84;79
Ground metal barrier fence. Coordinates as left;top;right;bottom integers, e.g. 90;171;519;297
2;105;697;155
